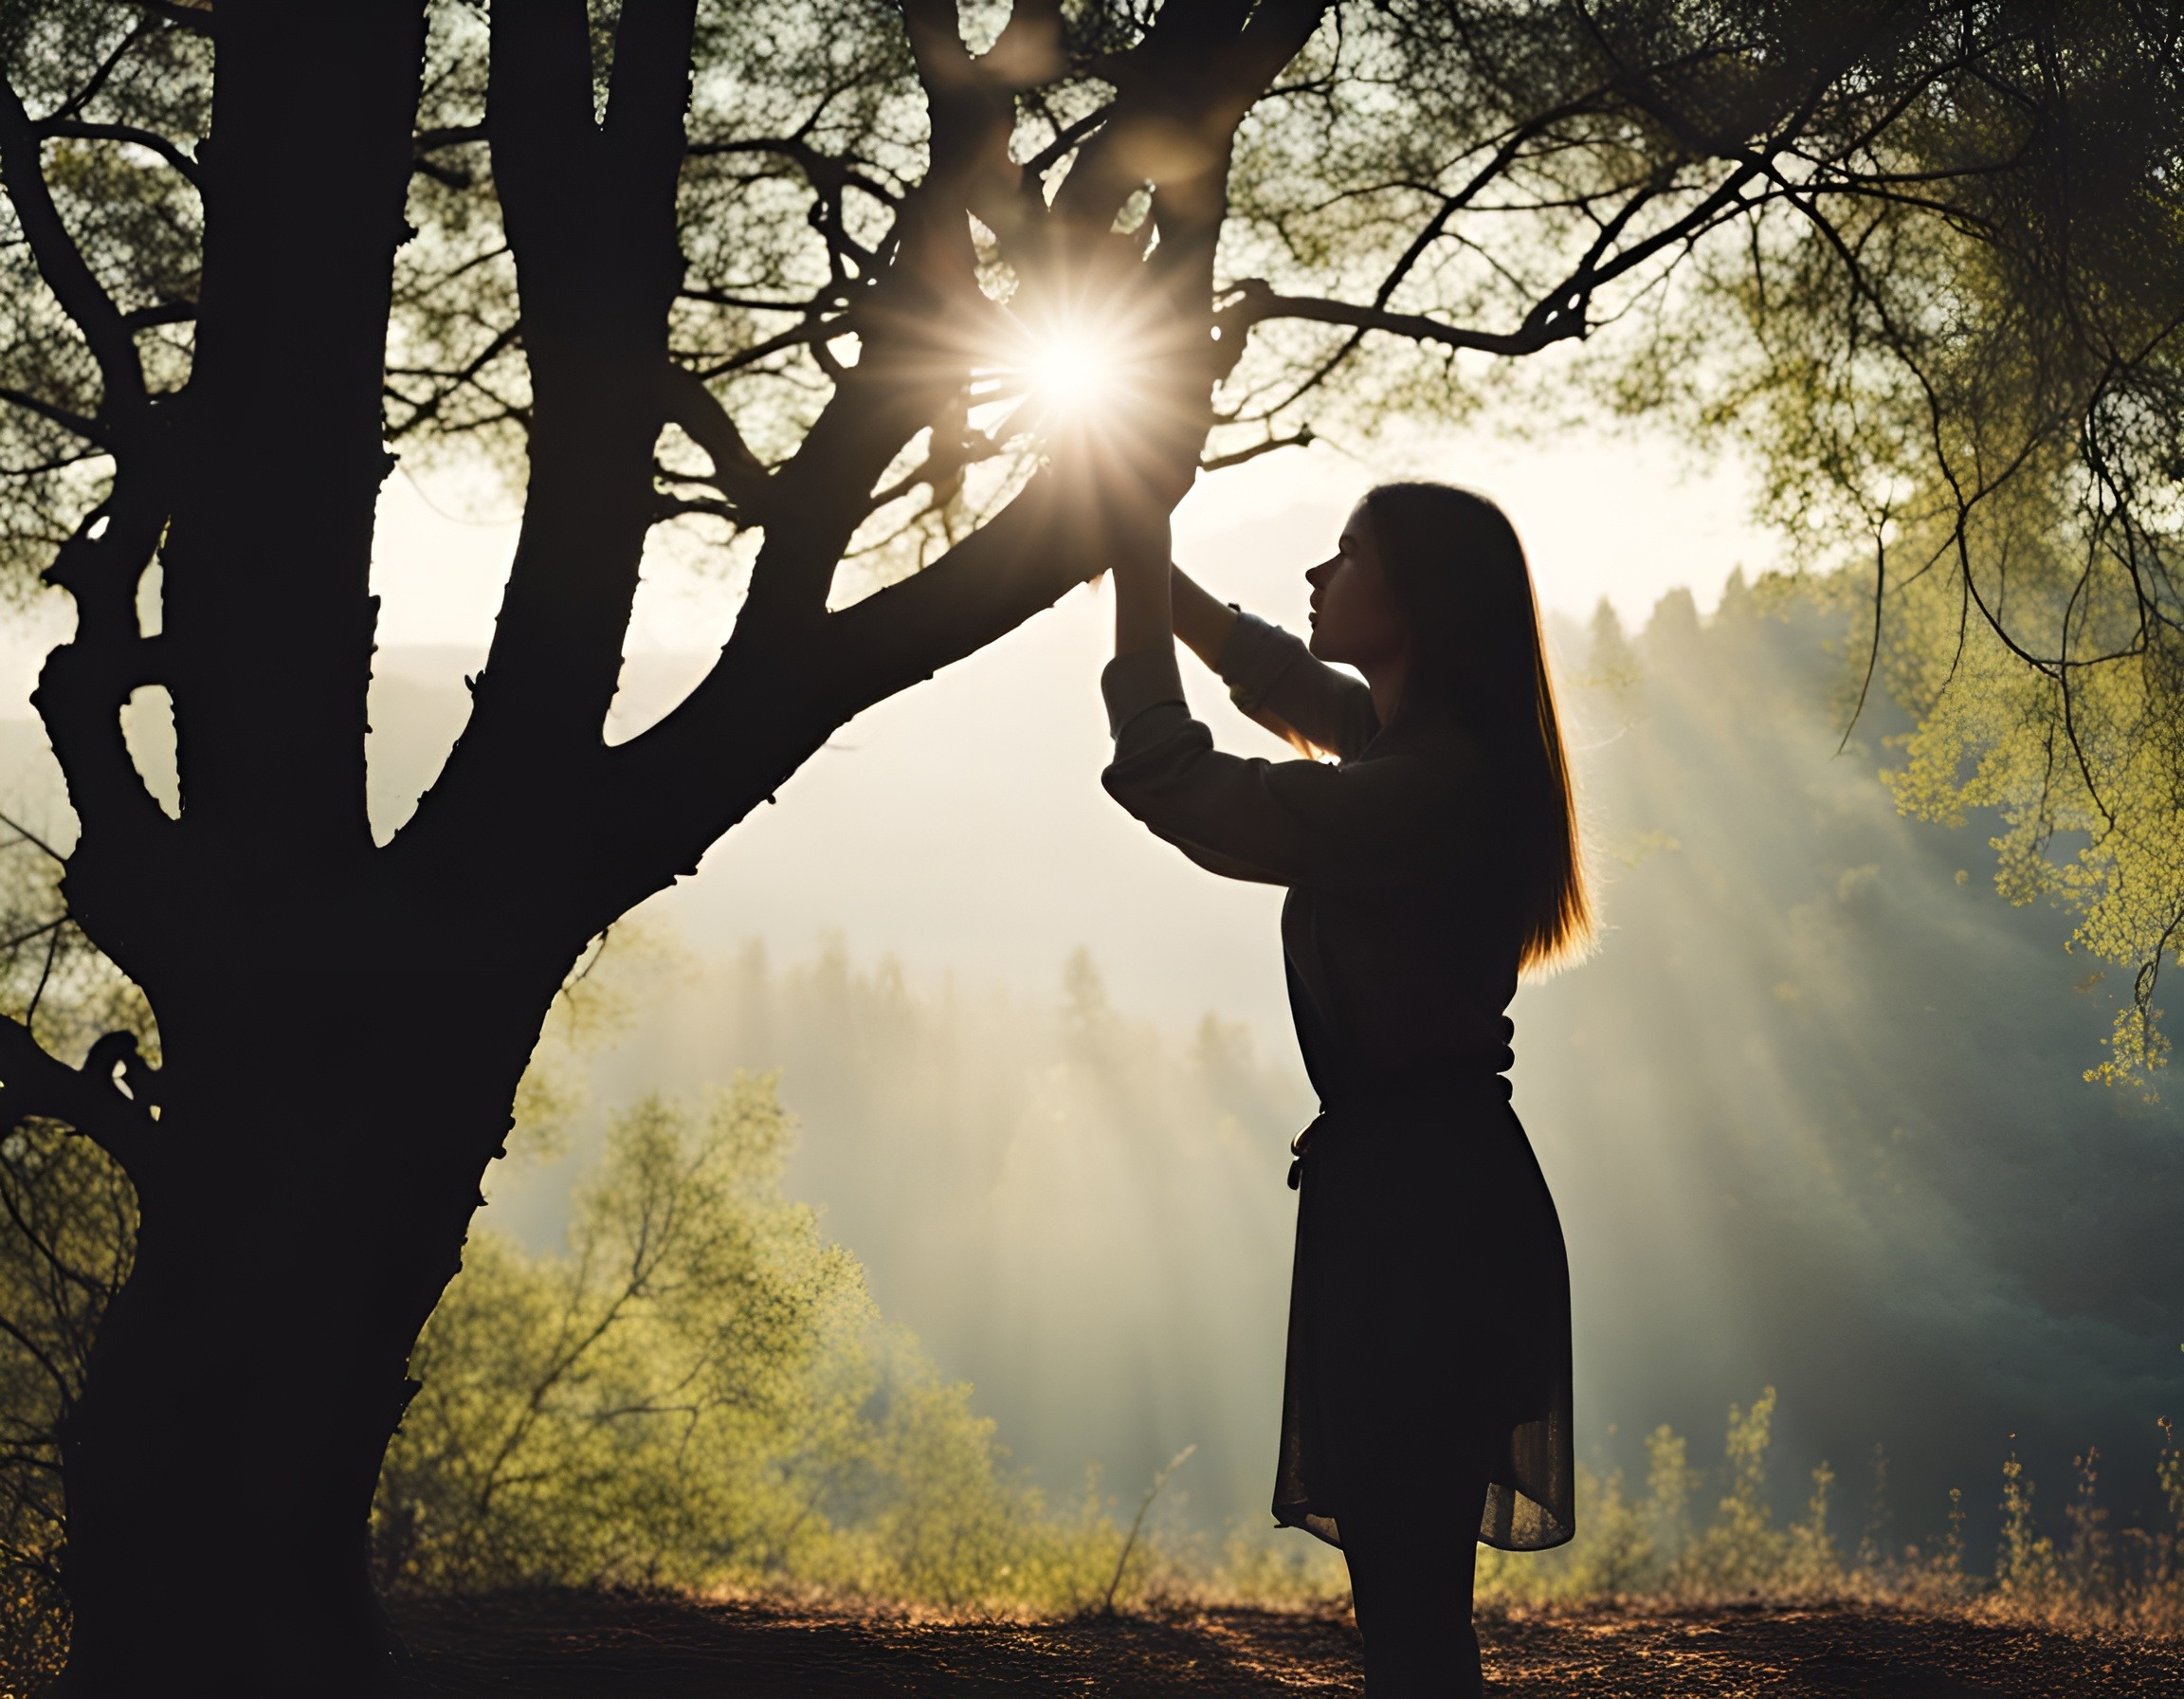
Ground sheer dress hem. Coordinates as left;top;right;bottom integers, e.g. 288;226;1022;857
1269;1082;1575;1555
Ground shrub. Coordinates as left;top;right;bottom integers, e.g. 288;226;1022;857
373;1077;1138;1612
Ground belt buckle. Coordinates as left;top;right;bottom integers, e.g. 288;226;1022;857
1285;1114;1321;1191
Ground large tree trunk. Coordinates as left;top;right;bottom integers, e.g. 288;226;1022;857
55;954;553;1697
0;1;1288;1687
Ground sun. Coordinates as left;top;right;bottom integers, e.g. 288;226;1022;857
1026;331;1116;413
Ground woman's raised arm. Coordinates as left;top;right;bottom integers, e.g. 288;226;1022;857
1169;563;1377;760
1171;565;1238;671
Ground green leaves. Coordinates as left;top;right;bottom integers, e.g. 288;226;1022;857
374;1075;1136;1607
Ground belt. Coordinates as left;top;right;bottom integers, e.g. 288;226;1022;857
1284;1069;1513;1190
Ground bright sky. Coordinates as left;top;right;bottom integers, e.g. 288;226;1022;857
360;421;1778;657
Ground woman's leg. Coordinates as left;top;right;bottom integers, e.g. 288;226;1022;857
1339;1453;1490;1696
1301;1100;1528;1695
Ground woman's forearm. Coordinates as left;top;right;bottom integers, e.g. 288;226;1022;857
1112;524;1174;660
1171;565;1237;672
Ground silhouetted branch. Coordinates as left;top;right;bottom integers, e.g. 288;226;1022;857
116;1;212;38
450;0;700;777
730;0;1030;640
0;389;110;450
34;481;174;854
606;1;1335;885
0;79;147;422
415;123;487;153
684;136;903;207
811;472;1096;719
691;315;845;380
0;813;65;868
1228;281;1586;357
412;123;487;185
657;362;774;521
0;1022;157;1181
384;320;522;442
117;301;195;332
1201;427;1316;472
50;13;155;123
34;119;201;189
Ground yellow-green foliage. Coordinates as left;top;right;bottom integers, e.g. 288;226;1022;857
0;1124;129;1682
1879;518;2184;1088
1475;1384;2184;1635
1479;1388;1847;1606
1994;1451;2061;1611
373;1077;1138;1611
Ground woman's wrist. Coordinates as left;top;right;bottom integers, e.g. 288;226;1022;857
1111;544;1174;657
1171;565;1239;670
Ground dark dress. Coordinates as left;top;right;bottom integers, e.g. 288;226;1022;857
1101;614;1574;1553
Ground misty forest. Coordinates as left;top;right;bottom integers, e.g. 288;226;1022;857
6;1;2184;1695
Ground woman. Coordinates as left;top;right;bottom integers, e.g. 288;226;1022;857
1098;483;1586;1695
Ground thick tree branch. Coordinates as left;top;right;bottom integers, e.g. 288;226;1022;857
729;1;1033;642
35;479;177;871
657;362;774;521
412;123;487;184
600;467;1096;898
417;0;699;847
811;472;1099;719
0;80;148;422
154;1;427;852
593;0;1335;898
117;301;195;333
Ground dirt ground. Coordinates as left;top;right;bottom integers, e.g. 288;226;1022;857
391;1589;2184;1696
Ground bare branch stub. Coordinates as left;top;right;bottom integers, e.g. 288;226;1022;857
0;1020;157;1184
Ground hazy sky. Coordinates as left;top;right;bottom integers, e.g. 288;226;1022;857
364;422;1777;656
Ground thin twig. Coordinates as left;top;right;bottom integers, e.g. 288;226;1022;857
1101;1444;1194;1614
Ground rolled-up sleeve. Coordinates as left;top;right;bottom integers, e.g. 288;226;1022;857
1100;649;1465;890
1101;644;1189;739
1217;612;1379;760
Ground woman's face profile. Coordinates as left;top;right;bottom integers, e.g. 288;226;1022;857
1306;502;1410;671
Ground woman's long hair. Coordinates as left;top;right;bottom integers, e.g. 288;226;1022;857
1362;482;1592;973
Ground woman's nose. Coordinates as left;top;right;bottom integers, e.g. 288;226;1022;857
1305;557;1332;587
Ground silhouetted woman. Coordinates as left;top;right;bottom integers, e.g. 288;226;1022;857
1098;483;1586;1696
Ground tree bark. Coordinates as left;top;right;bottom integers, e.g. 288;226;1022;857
57;955;556;1697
